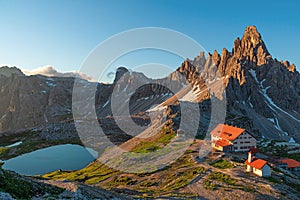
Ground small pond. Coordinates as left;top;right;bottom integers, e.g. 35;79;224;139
2;144;98;176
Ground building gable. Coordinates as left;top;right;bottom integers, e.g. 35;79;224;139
210;124;245;141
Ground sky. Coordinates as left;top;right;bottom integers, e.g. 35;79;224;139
0;0;299;80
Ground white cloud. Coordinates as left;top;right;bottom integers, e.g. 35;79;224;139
22;65;97;82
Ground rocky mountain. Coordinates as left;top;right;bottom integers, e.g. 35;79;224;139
173;26;300;141
0;73;74;133
0;66;24;77
0;26;299;143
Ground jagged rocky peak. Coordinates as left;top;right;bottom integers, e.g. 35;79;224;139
242;26;264;47
212;50;221;66
191;52;207;68
234;26;271;65
280;60;296;73
0;66;24;77
177;59;196;73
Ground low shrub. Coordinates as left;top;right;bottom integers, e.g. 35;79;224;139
208;172;237;186
211;159;234;169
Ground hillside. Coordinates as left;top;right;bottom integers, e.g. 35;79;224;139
0;26;299;143
42;140;300;199
0;25;300;199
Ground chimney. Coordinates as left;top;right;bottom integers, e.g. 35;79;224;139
246;151;253;172
248;151;252;163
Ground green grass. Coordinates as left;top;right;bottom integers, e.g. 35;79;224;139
160;166;205;191
132;141;161;153
258;140;300;162
105;176;138;187
157;131;176;144
286;182;300;192
211;159;234;169
208;172;237;186
266;177;280;184
0;147;9;157
44;161;120;185
131;126;177;154
203;180;216;191
206;171;255;192
43;126;205;197
0;170;34;199
185;149;197;154
0;169;64;199
44;154;206;197
205;172;256;192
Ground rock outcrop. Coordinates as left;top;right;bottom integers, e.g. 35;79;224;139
0;26;299;142
171;26;300;141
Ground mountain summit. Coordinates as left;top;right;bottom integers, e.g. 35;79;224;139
234;25;271;65
175;26;299;141
0;26;299;143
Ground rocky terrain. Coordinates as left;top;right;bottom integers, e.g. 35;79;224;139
1;26;299;143
42;140;300;199
0;167;133;199
172;26;300;141
0;25;300;199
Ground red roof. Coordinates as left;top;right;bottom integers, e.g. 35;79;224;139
245;158;268;170
214;139;231;147
210;124;245;141
278;158;300;168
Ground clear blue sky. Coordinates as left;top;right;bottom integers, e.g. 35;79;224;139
0;0;299;74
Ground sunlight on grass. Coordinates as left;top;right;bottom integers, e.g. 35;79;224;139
211;159;234;169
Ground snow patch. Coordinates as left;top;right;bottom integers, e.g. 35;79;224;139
261;89;300;123
274;118;282;131
289;137;296;143
249;69;258;83
102;100;110;108
44;114;48;123
1;114;6;120
249;102;254;108
5;141;22;148
46;81;56;87
122;85;128;93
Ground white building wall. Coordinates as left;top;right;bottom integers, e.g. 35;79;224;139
246;165;252;172
253;167;263;176
252;165;271;177
232;131;256;152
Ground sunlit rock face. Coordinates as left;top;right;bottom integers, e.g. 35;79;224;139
0;26;299;142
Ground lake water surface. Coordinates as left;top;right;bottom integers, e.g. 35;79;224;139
2;144;98;176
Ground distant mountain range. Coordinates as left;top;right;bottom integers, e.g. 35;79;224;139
0;26;299;142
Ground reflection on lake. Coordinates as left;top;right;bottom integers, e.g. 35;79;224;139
2;144;98;175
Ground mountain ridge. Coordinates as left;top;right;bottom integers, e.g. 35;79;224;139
0;26;299;142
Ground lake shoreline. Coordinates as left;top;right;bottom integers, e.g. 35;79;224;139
2;144;98;176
